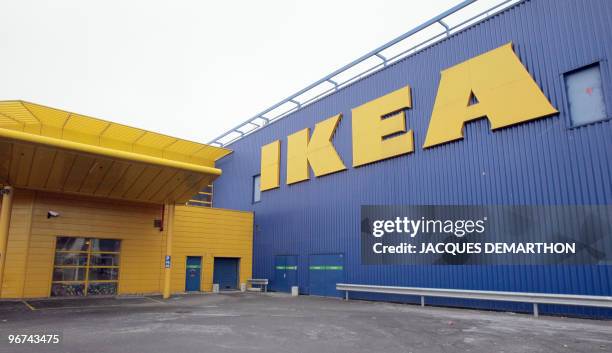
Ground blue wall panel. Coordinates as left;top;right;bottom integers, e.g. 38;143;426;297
309;254;345;297
213;0;612;317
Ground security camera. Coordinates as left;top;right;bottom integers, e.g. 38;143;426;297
47;211;60;219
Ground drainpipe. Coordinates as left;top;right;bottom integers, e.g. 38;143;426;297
162;203;175;299
0;186;14;296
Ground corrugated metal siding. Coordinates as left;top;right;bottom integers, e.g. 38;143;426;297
0;190;167;298
0;190;253;298
213;0;612;317
172;206;253;292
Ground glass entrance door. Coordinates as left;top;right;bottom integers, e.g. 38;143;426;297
51;237;121;297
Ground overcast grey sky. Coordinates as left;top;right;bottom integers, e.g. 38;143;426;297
1;0;468;143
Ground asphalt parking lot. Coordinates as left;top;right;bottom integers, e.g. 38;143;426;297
0;292;610;353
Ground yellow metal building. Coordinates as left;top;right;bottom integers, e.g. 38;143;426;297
0;101;253;299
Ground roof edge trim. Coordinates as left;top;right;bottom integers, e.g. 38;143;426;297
0;127;222;176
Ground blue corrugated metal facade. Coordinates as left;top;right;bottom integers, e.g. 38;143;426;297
213;0;612;317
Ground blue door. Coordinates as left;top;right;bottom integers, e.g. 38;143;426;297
274;255;297;292
213;257;239;290
185;256;202;291
309;254;344;297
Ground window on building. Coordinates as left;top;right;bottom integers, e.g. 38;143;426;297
565;63;608;126
186;184;213;207
253;175;261;203
51;237;121;297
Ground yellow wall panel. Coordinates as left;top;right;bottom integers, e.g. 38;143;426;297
0;189;253;298
259;140;280;191
170;206;253;293
2;190;166;298
0;190;34;298
286;114;346;185
351;86;414;167
423;43;558;148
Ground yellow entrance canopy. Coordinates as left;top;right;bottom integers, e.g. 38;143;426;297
0;101;231;204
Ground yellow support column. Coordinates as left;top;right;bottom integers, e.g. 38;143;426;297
0;186;14;295
162;203;175;299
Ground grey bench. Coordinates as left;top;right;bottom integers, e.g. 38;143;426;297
247;279;268;292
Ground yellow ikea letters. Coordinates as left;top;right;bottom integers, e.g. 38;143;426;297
259;43;557;191
260;140;280;191
287;114;346;185
352;86;413;167
423;43;558;148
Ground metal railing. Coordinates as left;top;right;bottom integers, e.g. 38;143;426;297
209;0;522;147
336;283;612;317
